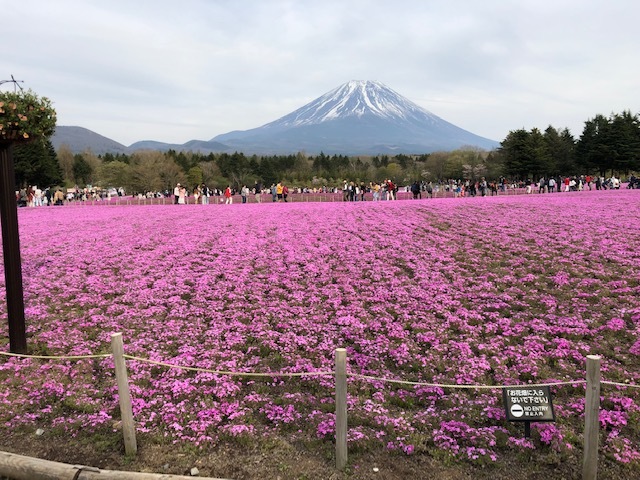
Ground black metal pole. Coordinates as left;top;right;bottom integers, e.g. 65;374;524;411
0;143;27;353
524;421;531;438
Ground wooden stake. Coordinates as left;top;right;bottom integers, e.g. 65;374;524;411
335;348;347;470
110;332;137;456
583;355;601;480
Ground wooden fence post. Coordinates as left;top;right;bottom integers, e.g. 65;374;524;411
111;332;137;456
335;348;347;470
583;355;601;480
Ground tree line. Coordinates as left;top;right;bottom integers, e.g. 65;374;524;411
13;110;640;192
501;111;640;179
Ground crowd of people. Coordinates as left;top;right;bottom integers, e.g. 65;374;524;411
341;180;401;201
16;185;125;207
432;174;634;198
17;173;637;208
532;175;624;193
170;181;296;205
168;180;407;204
170;182;267;205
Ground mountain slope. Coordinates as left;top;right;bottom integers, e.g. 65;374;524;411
213;80;498;154
52;81;498;155
128;139;230;153
52;126;128;154
52;127;232;155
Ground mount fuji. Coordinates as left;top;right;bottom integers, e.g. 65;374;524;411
53;81;498;155
211;80;498;154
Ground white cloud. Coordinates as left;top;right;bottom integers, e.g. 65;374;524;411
5;0;640;146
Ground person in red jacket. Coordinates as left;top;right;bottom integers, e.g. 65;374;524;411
224;185;233;204
386;180;395;200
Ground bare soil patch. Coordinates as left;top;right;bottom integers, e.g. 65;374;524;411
0;430;637;480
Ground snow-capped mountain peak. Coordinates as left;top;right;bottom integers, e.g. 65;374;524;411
211;80;498;154
55;80;499;155
264;80;438;128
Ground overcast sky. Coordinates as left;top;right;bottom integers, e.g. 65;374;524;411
4;0;639;146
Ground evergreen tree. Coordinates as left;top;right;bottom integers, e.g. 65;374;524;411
248;155;260;178
13;139;63;188
527;128;552;177
258;157;277;186
172;150;193;172
72;154;94;185
609;110;640;174
576;114;614;176
551;127;577;175
500;129;531;179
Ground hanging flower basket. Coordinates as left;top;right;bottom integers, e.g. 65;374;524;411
0;89;56;146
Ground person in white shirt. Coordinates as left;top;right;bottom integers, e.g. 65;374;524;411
173;183;181;204
548;177;556;193
611;176;620;189
34;186;43;206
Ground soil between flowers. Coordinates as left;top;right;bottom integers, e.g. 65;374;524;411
0;430;595;479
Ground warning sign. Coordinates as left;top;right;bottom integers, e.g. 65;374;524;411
502;386;555;422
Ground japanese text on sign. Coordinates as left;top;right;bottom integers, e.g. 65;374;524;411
502;386;555;422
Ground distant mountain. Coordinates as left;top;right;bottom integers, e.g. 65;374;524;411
128;139;230;153
52;81;498;155
212;80;498;154
52;126;128;154
52;127;232;155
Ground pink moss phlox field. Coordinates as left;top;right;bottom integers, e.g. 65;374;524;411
1;189;640;463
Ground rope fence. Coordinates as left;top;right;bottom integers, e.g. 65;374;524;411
0;351;111;360
348;373;587;389
0;349;591;388
0;349;593;388
601;380;640;389
123;354;334;378
0;336;633;478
